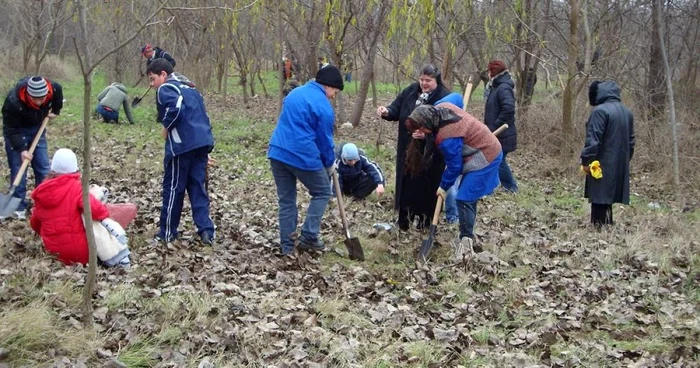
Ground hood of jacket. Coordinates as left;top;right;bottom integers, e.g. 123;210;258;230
111;83;127;93
31;173;81;209
166;73;195;88
592;80;621;106
491;70;515;89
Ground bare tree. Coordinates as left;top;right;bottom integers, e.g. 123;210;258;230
655;0;682;205
73;0;169;328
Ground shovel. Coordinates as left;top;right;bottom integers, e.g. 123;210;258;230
416;123;509;263
331;170;365;261
0;116;50;217
417;196;444;263
131;86;152;107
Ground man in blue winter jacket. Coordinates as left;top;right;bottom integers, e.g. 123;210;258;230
268;65;344;255
147;59;215;245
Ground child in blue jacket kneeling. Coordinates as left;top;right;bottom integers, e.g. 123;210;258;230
335;143;385;200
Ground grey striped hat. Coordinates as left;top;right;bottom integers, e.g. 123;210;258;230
27;76;48;97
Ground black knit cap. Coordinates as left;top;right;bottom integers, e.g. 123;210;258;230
315;65;344;91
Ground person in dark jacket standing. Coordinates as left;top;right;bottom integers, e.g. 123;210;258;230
2;76;63;219
268;65;344;255
147;59;215;245
376;64;450;230
484;60;518;193
335;143;385;200
580;80;635;228
141;44;176;68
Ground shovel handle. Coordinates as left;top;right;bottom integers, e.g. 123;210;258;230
431;195;444;227
493;124;509;137
331;171;352;239
139;85;152;100
12;116;50;187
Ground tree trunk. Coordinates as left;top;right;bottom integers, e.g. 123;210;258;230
348;2;390;127
656;0;682;205
647;0;666;119
76;0;98;329
562;0;580;138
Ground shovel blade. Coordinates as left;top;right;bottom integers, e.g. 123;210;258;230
344;237;365;261
417;224;438;263
0;193;22;218
131;97;142;107
418;238;434;263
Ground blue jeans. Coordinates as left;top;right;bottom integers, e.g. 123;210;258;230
270;159;331;254
444;175;462;223
158;147;215;241
499;153;518;192
96;105;119;123
457;200;478;239
4;129;50;211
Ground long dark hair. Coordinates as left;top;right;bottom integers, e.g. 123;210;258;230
405;64;443;177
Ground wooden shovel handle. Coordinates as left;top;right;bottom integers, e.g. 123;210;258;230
12;116;50;187
493;124;509;137
431;196;444;227
332;170;352;239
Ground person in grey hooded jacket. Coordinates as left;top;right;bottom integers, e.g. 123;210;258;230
95;83;135;124
580;80;635;228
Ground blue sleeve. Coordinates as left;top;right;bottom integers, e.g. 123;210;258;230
439;137;464;190
315;106;336;168
360;155;384;185
156;84;182;129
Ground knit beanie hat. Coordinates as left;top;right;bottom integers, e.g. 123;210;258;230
341;143;360;161
27;76;48;98
487;60;507;76
315;65;344;90
436;92;465;109
51;148;78;174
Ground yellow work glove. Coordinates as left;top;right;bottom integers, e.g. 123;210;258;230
580;160;603;179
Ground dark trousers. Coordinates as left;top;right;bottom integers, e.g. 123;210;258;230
591;203;613;228
270;159;331;254
158;147;214;241
96;104;119;123
3;129;50;211
457;200;478;239
342;175;378;200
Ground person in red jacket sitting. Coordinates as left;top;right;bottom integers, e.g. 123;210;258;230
30;148;112;265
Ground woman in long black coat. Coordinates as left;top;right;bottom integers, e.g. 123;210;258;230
580;80;635;227
376;64;450;230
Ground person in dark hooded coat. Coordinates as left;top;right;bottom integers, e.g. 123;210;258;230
580;80;635;228
376;64;450;230
484;60;518;193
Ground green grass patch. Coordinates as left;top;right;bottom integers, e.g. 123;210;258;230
0;303;101;366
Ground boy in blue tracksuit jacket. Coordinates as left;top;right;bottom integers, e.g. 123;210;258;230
335;143;385;200
147;59;215;245
268;65;344;255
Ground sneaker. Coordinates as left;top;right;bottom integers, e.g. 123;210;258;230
14;211;26;220
154;234;177;243
200;232;214;246
454;237;471;261
298;237;326;251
